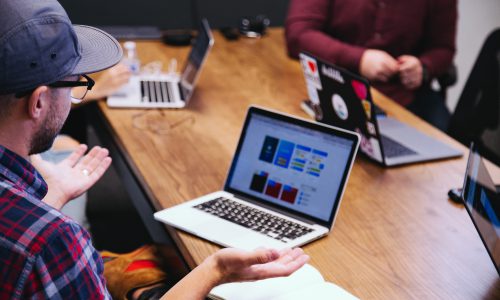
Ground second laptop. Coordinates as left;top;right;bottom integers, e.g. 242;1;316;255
299;52;461;166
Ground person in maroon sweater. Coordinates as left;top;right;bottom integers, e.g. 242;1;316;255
285;0;457;130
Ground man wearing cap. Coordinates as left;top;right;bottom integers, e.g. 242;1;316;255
0;0;308;299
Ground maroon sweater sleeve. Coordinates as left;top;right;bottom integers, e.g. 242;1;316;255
418;0;458;78
285;0;365;72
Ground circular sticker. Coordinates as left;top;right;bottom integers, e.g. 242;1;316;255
332;94;348;120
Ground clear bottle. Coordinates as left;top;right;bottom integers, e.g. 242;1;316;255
123;41;141;75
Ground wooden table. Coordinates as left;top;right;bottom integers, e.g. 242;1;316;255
94;28;500;299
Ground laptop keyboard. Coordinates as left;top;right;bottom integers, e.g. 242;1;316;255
380;135;417;158
140;80;178;103
193;197;314;243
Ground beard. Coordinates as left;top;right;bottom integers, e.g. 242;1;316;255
29;103;67;155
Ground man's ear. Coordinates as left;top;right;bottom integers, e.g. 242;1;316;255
26;86;49;119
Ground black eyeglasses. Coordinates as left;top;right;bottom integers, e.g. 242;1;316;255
15;74;95;104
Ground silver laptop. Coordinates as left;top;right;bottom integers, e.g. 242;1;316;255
107;19;214;108
154;106;360;250
299;52;462;166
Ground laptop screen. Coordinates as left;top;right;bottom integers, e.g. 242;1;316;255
299;52;385;164
462;145;500;275
180;19;214;100
225;107;359;226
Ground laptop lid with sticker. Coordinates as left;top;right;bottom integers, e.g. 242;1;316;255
299;52;385;164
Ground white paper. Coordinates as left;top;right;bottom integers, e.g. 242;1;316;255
209;264;358;300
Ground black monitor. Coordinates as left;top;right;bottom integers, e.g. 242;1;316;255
59;0;290;38
462;144;500;275
59;0;194;29
448;30;500;166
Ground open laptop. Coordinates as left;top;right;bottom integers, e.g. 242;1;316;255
107;19;214;108
154;106;360;250
299;52;462;166
462;144;500;275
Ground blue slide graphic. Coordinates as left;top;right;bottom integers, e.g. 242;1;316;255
274;140;295;168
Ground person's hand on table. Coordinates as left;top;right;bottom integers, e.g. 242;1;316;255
360;49;399;82
159;247;309;299
31;145;112;210
398;55;424;90
210;247;309;284
73;63;132;102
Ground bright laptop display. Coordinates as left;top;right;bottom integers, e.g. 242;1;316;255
462;144;500;275
225;109;356;223
107;19;214;108
154;106;360;250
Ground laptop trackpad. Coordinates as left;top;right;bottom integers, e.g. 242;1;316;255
190;218;282;249
378;117;454;155
191;219;248;241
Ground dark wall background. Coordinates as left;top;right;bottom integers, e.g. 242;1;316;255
59;0;290;29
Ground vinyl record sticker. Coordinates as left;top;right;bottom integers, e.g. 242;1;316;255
332;94;348;120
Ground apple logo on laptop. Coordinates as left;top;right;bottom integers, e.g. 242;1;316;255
332;94;348;120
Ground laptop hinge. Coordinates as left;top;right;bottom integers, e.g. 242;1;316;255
232;193;316;225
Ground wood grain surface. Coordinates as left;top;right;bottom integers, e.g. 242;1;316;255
96;28;500;299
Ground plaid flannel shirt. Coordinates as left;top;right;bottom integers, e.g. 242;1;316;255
0;145;110;299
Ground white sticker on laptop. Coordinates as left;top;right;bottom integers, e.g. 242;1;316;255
307;84;320;104
300;55;322;90
332;94;348;120
368;137;383;162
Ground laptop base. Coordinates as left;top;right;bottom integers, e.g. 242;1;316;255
154;191;328;250
107;75;186;109
378;117;462;166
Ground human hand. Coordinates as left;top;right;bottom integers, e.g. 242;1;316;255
210;247;309;285
158;248;308;299
360;49;399;82
78;63;132;101
31;145;112;210
398;55;423;90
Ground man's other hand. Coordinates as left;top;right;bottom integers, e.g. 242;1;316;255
32;145;112;210
210;247;310;285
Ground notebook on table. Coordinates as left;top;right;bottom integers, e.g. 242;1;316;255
154;106;360;249
299;52;462;166
208;264;359;300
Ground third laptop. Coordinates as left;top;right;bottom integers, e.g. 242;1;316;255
107;19;214;108
299;52;462;166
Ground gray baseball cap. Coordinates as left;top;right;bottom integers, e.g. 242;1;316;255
0;0;123;94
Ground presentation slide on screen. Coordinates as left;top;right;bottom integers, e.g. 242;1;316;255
229;115;353;221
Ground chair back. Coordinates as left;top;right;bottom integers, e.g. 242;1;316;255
448;28;500;165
